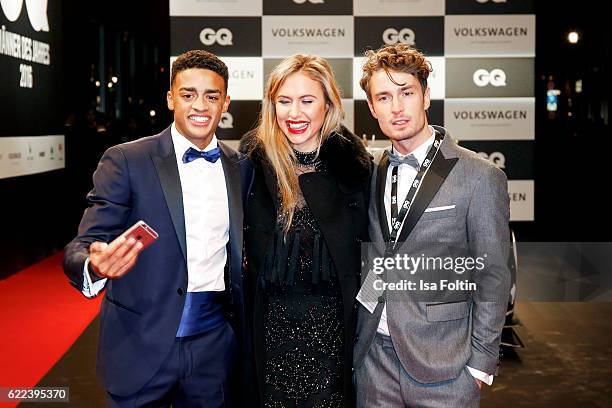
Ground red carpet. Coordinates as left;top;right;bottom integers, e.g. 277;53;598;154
0;252;102;406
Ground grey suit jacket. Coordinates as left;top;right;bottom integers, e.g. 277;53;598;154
354;125;511;384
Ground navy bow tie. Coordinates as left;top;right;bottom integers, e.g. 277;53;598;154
386;150;420;170
182;147;221;164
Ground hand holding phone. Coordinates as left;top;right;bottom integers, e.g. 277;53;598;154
121;220;159;250
89;220;159;279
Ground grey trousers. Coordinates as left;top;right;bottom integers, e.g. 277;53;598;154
355;333;480;408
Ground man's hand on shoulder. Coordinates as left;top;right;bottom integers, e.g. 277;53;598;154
89;235;143;279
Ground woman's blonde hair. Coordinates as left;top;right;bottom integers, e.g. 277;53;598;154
255;54;344;232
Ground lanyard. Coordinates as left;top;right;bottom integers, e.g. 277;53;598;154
386;131;443;253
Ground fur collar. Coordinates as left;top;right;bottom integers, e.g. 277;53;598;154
239;125;372;191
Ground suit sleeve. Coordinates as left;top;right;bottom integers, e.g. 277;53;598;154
466;164;511;375
63;146;133;294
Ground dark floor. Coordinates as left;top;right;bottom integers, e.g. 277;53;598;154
481;302;612;408
21;302;612;407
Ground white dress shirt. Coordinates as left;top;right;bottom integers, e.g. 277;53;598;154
81;123;229;296
171;125;229;292
376;126;493;386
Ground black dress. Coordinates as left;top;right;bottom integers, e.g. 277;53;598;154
263;151;345;408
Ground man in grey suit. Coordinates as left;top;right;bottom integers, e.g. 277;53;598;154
354;43;511;407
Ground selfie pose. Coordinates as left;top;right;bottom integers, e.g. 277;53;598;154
63;50;253;407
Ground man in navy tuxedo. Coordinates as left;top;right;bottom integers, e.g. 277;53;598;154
63;50;253;407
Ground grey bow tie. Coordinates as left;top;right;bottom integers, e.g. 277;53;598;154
386;150;420;169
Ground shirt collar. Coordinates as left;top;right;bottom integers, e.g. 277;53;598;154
392;125;436;165
171;123;218;163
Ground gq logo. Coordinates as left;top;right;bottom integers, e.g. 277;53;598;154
293;0;324;3
1;0;49;31
218;112;234;129
478;151;506;169
473;69;507;87
199;28;233;46
382;28;415;46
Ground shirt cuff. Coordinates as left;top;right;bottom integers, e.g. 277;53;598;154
466;365;494;386
82;258;107;298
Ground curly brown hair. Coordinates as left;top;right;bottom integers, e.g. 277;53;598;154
359;43;432;101
170;50;229;91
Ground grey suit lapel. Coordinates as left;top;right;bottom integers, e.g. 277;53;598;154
376;152;391;242
151;128;187;262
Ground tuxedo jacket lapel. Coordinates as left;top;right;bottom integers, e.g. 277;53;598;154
151;133;245;268
394;150;458;248
152;129;187;262
219;142;243;253
376;152;391;243
219;141;245;297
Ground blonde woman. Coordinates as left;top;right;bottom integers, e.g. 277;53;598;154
240;54;372;407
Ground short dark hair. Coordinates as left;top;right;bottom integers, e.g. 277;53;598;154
359;43;432;101
171;50;229;91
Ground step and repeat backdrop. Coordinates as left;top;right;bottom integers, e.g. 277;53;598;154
170;0;535;221
0;0;64;179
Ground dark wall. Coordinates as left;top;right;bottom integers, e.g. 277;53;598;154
0;171;71;277
2;0;610;279
1;0;171;279
512;1;611;242
0;0;66;278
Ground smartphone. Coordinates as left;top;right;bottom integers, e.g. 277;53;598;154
121;220;159;250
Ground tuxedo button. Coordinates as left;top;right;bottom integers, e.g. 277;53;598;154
249;192;255;197
348;201;357;208
177;288;184;296
244;225;250;231
378;296;385;303
354;335;359;344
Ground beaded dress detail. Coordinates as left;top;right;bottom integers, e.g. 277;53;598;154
262;148;345;408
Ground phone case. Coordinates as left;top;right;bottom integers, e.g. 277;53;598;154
122;220;159;249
